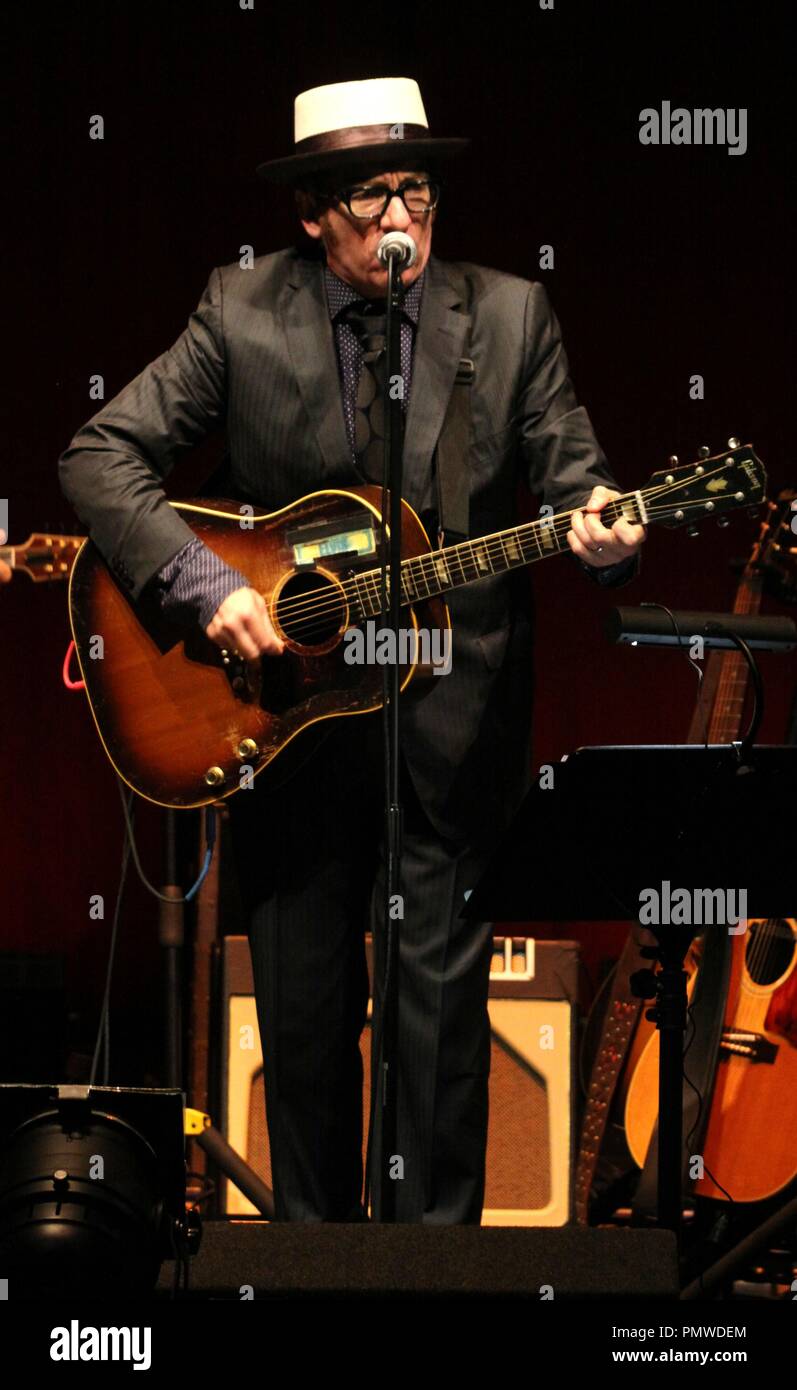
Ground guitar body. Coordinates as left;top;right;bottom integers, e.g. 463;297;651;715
696;918;797;1202
68;486;449;807
621;939;702;1167
623;921;797;1203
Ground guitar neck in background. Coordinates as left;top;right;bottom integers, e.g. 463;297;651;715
687;493;794;744
0;534;84;582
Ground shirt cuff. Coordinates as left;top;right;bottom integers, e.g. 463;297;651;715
153;537;251;631
578;551;640;587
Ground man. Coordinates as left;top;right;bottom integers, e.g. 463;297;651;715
58;77;645;1224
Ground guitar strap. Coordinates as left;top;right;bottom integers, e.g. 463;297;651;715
574;929;651;1224
433;266;473;545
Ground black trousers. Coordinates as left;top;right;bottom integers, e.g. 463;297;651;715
226;715;496;1223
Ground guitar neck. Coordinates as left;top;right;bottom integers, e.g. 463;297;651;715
357;490;648;615
716;576;764;743
688;492;795;745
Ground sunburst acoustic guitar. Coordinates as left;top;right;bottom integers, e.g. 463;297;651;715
67;443;766;808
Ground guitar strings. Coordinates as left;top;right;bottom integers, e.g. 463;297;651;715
267;500;742;640
266;462;748;626
738;920;772;1032
265;492;750;634
268;498;741;641
746;916;793;988
741;920;797;1038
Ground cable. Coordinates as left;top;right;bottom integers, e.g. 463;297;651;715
115;776;217;904
640;602;710;746
185;806;218;902
61;640;85;690
89;780;217;1085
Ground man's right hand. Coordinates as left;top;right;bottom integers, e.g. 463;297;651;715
205;587;285;659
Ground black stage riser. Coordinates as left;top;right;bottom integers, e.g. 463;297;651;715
155;1222;679;1299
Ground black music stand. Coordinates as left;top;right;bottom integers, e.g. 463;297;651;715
464;744;797;1237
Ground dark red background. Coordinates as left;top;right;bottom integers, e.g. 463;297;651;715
2;0;793;1082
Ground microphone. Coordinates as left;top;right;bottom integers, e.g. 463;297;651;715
376;231;417;268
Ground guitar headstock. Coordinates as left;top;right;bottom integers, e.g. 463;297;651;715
12;533;85;582
754;489;797;602
644;440;766;534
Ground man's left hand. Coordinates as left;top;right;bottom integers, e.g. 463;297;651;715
567;485;647;568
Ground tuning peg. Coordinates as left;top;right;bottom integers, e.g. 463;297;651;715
728;436;740;448
687;525;700;538
668;454;678;465
717;516;730;528
698;445;710;458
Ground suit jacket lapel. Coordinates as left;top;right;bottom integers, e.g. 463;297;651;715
402;253;470;510
280;254;351;481
278;250;470;500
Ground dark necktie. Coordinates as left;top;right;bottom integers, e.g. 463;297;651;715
343;301;397;485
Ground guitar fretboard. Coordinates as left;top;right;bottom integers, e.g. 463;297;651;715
350;492;647;618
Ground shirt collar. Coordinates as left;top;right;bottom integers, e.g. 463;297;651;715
324;262;425;326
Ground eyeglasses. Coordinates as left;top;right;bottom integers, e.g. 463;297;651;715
330;178;441;220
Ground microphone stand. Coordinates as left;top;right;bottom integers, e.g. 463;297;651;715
372;245;408;1221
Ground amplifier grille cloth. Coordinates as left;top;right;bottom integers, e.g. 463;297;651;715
243;1023;554;1212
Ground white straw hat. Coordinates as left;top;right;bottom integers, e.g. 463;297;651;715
256;76;469;184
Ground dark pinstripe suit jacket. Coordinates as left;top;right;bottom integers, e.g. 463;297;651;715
58;246;629;841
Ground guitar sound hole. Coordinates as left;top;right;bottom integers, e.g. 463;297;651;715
275;570;346;648
745;919;796;986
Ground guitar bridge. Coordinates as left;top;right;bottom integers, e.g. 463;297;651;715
720;1030;778;1063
